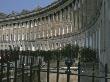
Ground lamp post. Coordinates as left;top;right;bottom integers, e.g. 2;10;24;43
14;46;19;82
37;57;42;82
65;58;74;82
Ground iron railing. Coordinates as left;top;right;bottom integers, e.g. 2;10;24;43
0;50;110;82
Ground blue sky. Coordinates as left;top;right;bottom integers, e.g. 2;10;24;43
0;0;54;14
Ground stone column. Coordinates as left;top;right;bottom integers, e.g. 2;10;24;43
30;20;34;28
58;27;60;35
95;30;98;50
80;0;83;30
67;6;71;33
72;3;75;33
98;28;101;61
27;21;30;28
47;15;51;37
32;20;35;40
36;20;39;38
69;4;73;33
12;24;14;42
60;10;63;22
87;32;90;47
43;18;45;38
67;5;71;22
34;19;37;27
85;31;87;47
92;33;95;49
38;19;41;38
63;8;67;22
16;23;19;42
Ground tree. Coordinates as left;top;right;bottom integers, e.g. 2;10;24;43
79;47;97;62
20;9;30;15
62;44;79;59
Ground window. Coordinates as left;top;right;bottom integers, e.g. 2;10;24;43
38;34;41;38
58;28;61;35
32;45;35;51
40;44;43;50
34;20;37;26
34;33;36;39
50;30;53;36
23;22;26;27
14;35;16;41
30;32;32;40
27;22;29;28
6;35;8;41
67;25;69;33
0;35;1;41
62;28;64;35
22;33;24;40
14;24;16;28
10;34;13;41
20;45;23;51
57;12;60;21
42;31;44;37
26;33;29;40
3;35;4;41
74;2;77;11
55;29;57;36
31;21;33;27
47;31;49;37
18;24;21;28
18;34;20;41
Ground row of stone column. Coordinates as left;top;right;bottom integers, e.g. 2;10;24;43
0;0;100;51
0;0;82;42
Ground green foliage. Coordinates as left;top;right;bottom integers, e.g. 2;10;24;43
79;47;97;62
0;44;97;63
62;44;79;59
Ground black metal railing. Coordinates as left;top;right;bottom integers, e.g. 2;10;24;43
0;50;110;82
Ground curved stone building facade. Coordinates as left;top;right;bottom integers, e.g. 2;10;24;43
0;0;102;51
1;0;110;65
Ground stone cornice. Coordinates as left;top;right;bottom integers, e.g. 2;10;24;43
0;0;73;23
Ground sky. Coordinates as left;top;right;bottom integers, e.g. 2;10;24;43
0;0;54;14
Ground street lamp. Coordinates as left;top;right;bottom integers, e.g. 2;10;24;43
65;58;74;82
